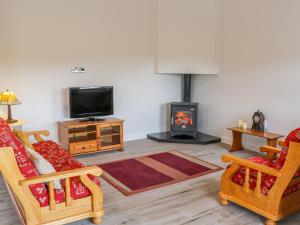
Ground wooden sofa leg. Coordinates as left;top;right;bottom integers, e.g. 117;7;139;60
220;197;229;206
266;219;276;225
91;216;103;224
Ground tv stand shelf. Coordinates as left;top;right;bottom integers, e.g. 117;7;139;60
59;117;124;155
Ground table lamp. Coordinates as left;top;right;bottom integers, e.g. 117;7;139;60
0;90;21;123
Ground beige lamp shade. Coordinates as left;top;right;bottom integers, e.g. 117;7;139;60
0;90;21;105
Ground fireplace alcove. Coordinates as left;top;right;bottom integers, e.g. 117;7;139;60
147;74;221;144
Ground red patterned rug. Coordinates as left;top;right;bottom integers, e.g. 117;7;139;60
98;150;223;196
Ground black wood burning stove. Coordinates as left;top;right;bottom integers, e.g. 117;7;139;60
147;74;221;144
170;102;198;138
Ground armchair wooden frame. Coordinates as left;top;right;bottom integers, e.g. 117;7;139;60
220;141;300;225
0;130;104;225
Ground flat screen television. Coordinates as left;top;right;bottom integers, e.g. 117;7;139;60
69;86;113;120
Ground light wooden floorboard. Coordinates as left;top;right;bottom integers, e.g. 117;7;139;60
0;139;299;225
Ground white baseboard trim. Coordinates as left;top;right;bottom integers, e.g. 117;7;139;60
221;136;261;152
125;133;147;142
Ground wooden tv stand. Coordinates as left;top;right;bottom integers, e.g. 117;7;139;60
59;117;124;155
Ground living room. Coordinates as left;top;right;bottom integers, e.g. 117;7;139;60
0;0;300;225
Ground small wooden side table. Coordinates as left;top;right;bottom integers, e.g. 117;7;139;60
9;120;26;131
228;127;284;152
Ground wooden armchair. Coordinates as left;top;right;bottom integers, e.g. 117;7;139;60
0;130;104;225
220;140;300;225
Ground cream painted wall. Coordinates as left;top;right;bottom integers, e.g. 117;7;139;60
2;0;299;147
0;0;181;141
193;0;300;149
156;0;221;74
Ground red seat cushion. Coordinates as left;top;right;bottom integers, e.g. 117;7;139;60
231;156;275;194
32;140;100;203
232;128;300;195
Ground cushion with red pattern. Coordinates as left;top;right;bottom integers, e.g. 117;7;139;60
0;118;96;207
273;128;300;169
32;140;100;202
231;156;274;194
231;128;300;195
0;118;64;207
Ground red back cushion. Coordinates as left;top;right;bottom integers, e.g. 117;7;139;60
0;118;31;166
0;118;49;206
273;128;300;169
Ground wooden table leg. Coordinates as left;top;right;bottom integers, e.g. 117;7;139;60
230;130;243;152
267;138;277;148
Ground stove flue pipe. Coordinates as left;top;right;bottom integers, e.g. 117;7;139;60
183;74;192;102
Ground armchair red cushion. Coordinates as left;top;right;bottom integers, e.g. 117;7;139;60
232;128;300;195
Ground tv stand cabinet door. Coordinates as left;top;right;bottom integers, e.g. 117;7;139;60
98;122;124;151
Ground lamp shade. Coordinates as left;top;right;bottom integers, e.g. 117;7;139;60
0;90;21;105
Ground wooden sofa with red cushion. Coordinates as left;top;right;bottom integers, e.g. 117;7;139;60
0;118;104;225
220;128;300;225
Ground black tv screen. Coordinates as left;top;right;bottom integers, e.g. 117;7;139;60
69;86;113;118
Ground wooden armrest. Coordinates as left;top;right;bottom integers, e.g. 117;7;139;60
260;145;282;154
23;130;50;142
222;154;282;177
260;145;281;160
23;130;50;137
19;166;102;186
